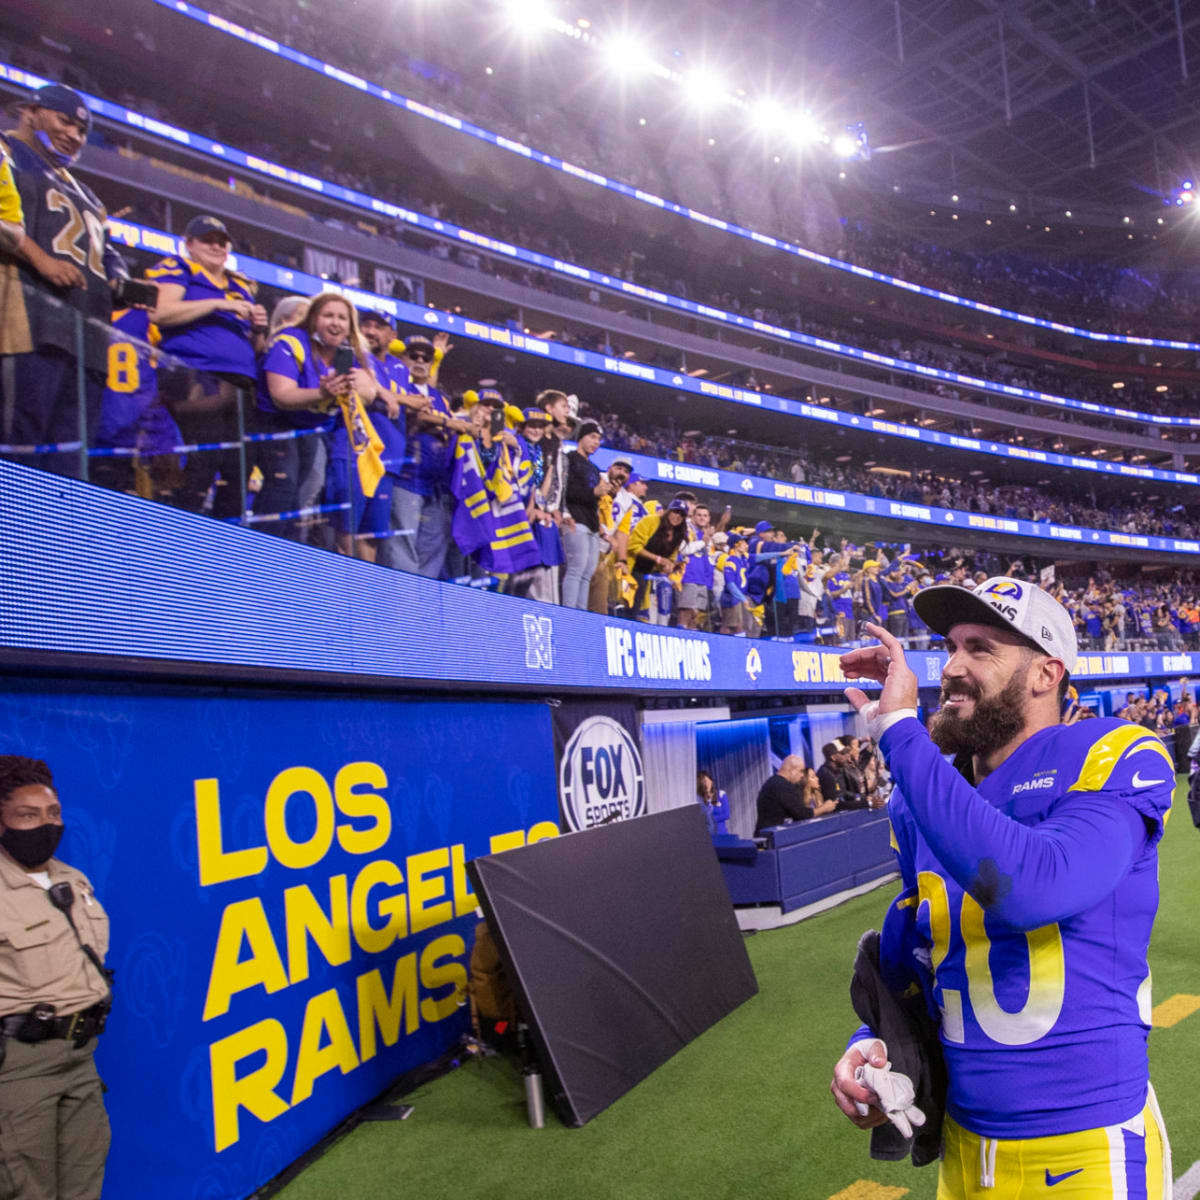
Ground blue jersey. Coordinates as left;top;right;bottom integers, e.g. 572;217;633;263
862;575;884;620
395;383;454;496
881;576;908;615
369;352;410;477
829;571;854;618
145;254;257;376
257;329;338;433
719;553;748;607
871;717;1174;1139
96;308;181;455
681;548;715;588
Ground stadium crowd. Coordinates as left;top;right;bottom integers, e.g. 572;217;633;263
599;419;1200;539
98;0;1200;341
6;81;1200;653
8;30;1200;441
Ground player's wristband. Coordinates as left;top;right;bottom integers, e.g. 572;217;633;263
857;701;918;742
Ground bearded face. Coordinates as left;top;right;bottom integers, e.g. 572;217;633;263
929;657;1031;758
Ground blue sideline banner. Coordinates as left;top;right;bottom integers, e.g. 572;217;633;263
1;462;1196;696
0;681;560;1199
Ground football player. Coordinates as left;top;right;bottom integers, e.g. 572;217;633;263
830;577;1172;1197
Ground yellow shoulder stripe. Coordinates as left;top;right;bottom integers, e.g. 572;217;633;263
272;333;307;369
143;258;183;279
1067;725;1174;793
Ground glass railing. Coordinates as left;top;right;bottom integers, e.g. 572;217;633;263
5;281;1199;652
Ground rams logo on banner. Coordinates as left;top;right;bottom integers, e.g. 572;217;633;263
559;716;646;832
745;646;763;681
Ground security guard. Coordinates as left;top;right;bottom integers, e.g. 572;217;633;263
0;756;112;1200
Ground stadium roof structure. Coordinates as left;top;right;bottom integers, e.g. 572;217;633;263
723;0;1200;212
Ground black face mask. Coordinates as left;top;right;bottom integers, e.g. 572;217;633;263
0;823;64;869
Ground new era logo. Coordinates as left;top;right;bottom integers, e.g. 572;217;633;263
523;614;554;670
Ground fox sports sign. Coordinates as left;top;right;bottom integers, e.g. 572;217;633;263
559;716;646;832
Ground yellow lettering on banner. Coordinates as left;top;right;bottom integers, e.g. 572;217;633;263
290;988;360;1106
264;767;335;869
334;762;391;855
357;953;419;1061
350;859;408;953
284;877;351;985
450;845;478;918
419;934;468;1023
822;655;846;683
203;898;289;1020
488;829;525;854
209;1018;289;1152
527;821;560;844
408;848;453;933
194;779;267;886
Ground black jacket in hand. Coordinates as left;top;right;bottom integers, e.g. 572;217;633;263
849;919;947;1168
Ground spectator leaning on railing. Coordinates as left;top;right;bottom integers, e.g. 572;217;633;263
560;419;611;610
626;498;690;624
1;84;131;479
390;333;472;579
252;294;327;541
147;215;268;517
358;310;437;568
513;406;563;603
258;292;381;559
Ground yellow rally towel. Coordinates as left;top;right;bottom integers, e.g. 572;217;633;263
339;392;385;498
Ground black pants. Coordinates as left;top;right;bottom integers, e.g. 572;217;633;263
157;368;251;520
0;349;101;479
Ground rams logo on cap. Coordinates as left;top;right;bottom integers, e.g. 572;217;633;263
982;580;1023;598
75;106;87;122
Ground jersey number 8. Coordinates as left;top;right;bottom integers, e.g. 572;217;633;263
106;343;140;394
919;869;1065;1047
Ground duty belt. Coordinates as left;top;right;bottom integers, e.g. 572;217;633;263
0;1000;110;1043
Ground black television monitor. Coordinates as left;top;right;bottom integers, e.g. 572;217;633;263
468;805;758;1125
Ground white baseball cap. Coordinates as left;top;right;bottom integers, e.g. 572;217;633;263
913;576;1077;674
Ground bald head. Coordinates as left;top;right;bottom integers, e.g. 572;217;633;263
778;755;807;783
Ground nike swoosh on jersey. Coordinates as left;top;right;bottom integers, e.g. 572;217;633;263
1131;771;1168;788
1045;1168;1084;1186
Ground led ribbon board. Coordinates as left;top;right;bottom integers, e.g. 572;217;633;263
1;461;1196;691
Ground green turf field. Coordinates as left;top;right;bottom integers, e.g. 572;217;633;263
275;777;1200;1200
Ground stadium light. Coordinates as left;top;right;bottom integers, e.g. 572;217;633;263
502;0;553;33
751;99;786;135
832;132;858;158
681;68;728;111
790;110;825;146
602;32;654;77
833;122;869;161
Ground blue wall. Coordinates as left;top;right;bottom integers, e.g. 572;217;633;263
0;681;560;1199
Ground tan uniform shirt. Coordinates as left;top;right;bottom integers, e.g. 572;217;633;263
0;851;110;1017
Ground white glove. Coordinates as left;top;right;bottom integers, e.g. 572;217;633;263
854;1060;926;1139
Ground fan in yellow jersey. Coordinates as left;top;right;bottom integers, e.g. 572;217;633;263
830;578;1172;1199
0;137;29;356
